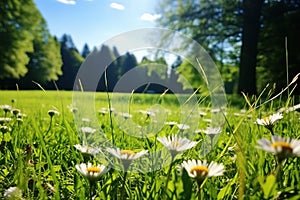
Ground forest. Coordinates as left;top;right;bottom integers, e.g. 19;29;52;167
1;0;300;94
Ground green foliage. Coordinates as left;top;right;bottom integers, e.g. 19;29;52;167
1;91;300;199
0;0;40;79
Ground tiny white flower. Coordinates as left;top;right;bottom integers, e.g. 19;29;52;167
138;110;156;117
181;159;224;180
81;118;91;122
119;112;132;119
4;186;23;200
256;113;283;130
256;135;300;160
106;148;148;160
157;135;198;157
80;127;96;134
0;117;12;124
48;110;60;117
0;105;12;113
74;144;101;156
106;148;148;170
176;123;190;131
75;163;109;181
164;121;177;127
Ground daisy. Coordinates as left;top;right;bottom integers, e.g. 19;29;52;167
106;148;148;170
176;123;190;131
119;112;132;119
181;159;224;181
256;113;283;133
75;163;109;182
256;135;300;161
0;118;11;125
157;135;198;158
47;110;60;117
0;104;12;113
80;127;96;134
164;121;177;128
4;186;23;200
74;144;101;156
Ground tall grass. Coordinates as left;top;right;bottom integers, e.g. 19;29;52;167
0;90;300;199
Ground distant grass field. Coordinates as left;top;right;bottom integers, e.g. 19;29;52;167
1;90;300;199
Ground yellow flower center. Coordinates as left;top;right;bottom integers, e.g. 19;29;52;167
120;150;135;155
87;167;101;173
190;166;209;177
263;116;270;121
171;141;182;148
272;141;293;153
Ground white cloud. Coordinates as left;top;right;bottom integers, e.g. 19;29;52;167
110;2;125;10
56;0;76;5
140;13;161;21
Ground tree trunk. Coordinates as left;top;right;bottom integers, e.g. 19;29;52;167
238;0;263;95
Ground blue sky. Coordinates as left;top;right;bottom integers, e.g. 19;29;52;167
33;0;161;52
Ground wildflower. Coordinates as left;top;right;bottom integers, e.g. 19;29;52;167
0;105;12;113
119;112;132;119
74;144;101;156
201;127;222;139
157;135;198;158
47;110;60;117
181;159;224;181
256;135;300;162
256;113;283;133
82;118;91;123
75;163;109;182
0;117;11;125
164;121;177;127
0;126;10;133
176;123;190;131
80;127;96;134
11;109;20;116
106;147;148;170
4;186;23;200
139;110;156;117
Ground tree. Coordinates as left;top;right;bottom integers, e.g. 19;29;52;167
157;0;244;92
21;18;62;88
57;34;84;90
0;0;40;79
238;0;263;95
81;43;91;58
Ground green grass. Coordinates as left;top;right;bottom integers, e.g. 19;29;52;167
0;90;300;199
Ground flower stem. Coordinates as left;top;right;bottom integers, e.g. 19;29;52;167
163;156;174;199
197;179;204;200
120;171;128;199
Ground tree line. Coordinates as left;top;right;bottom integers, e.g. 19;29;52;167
157;0;300;95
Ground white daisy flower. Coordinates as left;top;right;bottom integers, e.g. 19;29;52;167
201;127;222;135
0;105;12;113
81;118;91;123
164;121;177;127
119;112;132;119
80;127;96;134
138;110;156;117
181;159;224;180
157;135;198;157
0;117;12;125
256;135;300;160
4;186;23;200
256;113;283;130
176;123;190;131
75;163;109;181
106;148;148;170
47;110;60;117
74;144;101;156
106;148;148;160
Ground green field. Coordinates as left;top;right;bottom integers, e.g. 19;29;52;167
1;90;300;199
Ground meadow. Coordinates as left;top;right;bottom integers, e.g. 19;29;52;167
0;90;300;200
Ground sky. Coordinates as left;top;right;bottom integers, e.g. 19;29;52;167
33;0;161;52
